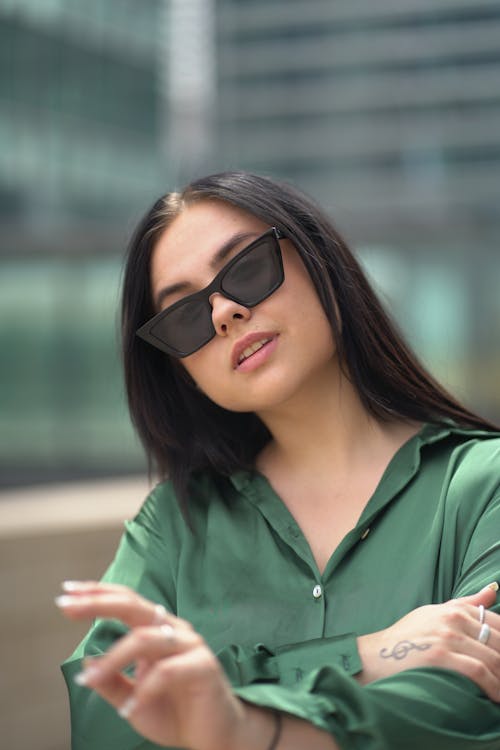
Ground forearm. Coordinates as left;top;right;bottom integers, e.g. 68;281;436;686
233;702;338;750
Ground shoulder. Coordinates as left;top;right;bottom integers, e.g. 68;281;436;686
134;470;237;535
422;424;500;473
444;429;500;496
426;427;500;522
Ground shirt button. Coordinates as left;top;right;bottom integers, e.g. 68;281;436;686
312;584;323;599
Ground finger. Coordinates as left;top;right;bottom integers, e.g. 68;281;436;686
456;605;500;642
444;652;500;703
436;608;500;682
459;635;500;681
457;582;499;609
429;604;500;676
55;591;183;630
61;580;120;594
484;609;500;635
78;626;199;687
56;591;160;627
59;583;175;625
128;646;218;722
443;604;500;649
60;581;169;605
82;668;136;714
134;658;151;683
475;616;500;675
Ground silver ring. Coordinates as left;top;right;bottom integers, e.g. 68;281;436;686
478;623;491;644
152;603;168;625
159;623;174;639
478;604;485;624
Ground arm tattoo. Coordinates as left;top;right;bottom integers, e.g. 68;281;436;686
379;640;431;661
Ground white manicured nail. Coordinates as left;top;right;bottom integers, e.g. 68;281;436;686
62;580;86;592
118;696;136;719
55;595;75;608
481;581;499;592
73;665;101;685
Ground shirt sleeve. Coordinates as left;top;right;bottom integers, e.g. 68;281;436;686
60;457;500;749
216;633;362;686
233;491;500;749
61;487;180;750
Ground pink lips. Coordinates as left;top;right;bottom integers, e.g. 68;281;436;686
232;332;279;371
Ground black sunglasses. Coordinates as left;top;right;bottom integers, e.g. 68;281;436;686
136;227;285;358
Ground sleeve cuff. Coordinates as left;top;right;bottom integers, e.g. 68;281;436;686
217;633;362;688
275;634;362;684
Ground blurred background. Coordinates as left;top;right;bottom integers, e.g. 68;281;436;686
1;1;499;748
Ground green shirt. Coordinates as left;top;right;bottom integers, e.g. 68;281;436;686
62;424;500;749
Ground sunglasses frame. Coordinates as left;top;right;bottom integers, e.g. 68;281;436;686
136;226;285;357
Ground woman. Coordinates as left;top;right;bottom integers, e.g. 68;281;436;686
59;172;500;750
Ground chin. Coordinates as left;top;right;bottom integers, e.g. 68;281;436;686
215;388;297;416
203;388;279;414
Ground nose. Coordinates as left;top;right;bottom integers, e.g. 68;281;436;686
209;292;251;336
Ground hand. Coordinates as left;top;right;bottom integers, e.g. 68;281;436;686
56;581;277;750
357;583;500;700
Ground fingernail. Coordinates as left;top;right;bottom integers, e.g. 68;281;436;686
62;580;86;592
73;666;101;686
118;696;136;719
483;582;499;592
55;595;75;608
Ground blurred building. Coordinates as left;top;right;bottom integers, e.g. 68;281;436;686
214;0;500;416
217;0;500;232
0;0;168;484
1;0;500;487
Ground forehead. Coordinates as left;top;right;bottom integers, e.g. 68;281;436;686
151;200;268;279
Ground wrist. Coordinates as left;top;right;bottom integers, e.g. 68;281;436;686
228;702;337;750
228;701;280;750
356;632;384;686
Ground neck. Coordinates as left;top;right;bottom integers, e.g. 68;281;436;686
256;368;420;479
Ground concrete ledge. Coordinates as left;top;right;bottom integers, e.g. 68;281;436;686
0;477;151;750
0;476;150;536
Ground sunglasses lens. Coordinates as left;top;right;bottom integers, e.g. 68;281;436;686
138;229;284;357
221;235;283;305
149;298;214;356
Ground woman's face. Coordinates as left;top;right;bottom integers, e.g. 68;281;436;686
150;200;337;414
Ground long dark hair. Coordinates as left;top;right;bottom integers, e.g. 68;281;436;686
122;171;497;516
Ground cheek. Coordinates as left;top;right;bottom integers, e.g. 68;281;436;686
285;262;339;354
180;347;247;410
291;291;338;366
287;275;334;338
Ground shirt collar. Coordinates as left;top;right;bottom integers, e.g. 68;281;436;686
229;421;497;497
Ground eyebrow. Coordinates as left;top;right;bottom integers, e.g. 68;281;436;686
154;230;260;310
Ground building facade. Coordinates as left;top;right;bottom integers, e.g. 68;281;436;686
2;0;499;485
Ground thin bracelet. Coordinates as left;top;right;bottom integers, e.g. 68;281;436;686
267;711;282;750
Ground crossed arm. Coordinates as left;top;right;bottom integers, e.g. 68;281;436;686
58;581;500;750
